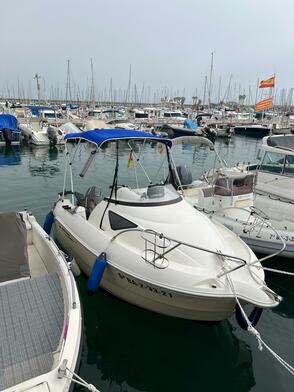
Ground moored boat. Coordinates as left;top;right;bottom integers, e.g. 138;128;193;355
171;136;288;258
0;114;21;146
0;210;82;391
50;129;279;322
233;124;270;137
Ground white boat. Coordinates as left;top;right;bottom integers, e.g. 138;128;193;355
50;129;279;322
19;121;65;146
0;210;82;391
240;134;294;257
171;136;288;258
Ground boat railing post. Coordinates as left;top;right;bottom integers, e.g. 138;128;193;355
62;144;68;199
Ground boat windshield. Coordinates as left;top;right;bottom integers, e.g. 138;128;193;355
107;183;181;206
104;139;182;206
259;151;294;177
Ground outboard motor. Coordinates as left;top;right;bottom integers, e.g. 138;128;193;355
2;129;12;146
169;165;192;189
47;126;58;146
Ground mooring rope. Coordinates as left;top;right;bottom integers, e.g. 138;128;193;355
59;365;100;391
251;265;294;277
227;273;294;375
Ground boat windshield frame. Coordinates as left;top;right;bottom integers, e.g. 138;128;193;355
104;184;182;207
61;131;181;206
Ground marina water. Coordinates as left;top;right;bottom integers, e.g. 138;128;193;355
1;136;294;391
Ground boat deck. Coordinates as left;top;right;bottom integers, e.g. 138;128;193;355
0;272;64;390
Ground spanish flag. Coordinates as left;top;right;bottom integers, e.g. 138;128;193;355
255;97;273;112
157;143;163;154
127;151;133;168
259;76;275;89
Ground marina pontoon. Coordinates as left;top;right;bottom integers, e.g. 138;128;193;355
0;211;82;391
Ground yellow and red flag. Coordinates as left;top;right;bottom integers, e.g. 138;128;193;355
157;143;163;154
127;151;133;168
255;97;273;112
259;76;275;89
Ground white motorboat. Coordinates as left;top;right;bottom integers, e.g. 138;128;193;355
0;211;82;391
241;134;294;257
19;121;65;146
50;129;280;322
253;134;294;201
171;136;288;258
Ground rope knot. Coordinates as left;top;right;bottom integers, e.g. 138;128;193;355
88;385;99;392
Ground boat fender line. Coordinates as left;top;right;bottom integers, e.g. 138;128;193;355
87;253;108;293
43;211;54;235
235;303;263;330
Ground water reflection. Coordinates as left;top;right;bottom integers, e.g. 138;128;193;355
27;145;63;177
76;277;255;392
0;145;21;166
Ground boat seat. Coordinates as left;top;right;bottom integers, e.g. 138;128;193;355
0;272;64;390
0;212;30;283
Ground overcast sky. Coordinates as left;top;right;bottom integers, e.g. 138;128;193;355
1;0;293;102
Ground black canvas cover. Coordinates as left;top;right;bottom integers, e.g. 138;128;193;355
0;212;30;283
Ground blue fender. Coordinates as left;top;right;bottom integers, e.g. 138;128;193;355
87;253;108;292
43;211;55;235
235;303;263;330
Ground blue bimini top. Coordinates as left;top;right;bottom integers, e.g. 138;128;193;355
64;128;172;148
0;114;20;133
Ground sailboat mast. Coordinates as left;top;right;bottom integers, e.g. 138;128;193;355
217;75;221;105
65;59;72;105
203;75;207;107
126;64;132;103
90;58;95;107
208;51;214;111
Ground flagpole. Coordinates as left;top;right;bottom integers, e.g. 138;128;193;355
271;73;276;121
254;78;259;122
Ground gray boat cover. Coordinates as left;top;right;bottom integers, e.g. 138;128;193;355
267;135;294;152
0;212;30;283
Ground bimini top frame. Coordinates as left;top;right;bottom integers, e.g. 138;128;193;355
62;128;175;203
64;128;172;148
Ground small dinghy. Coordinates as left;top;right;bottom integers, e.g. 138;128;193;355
0;211;82;391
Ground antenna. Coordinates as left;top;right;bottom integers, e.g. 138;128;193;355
34;73;41;102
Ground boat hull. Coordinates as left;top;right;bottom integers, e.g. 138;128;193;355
54;219;235;321
234;126;269;137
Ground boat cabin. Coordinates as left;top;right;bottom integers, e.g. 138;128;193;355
257;134;294;176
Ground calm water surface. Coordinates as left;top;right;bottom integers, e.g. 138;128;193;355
1;137;294;392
